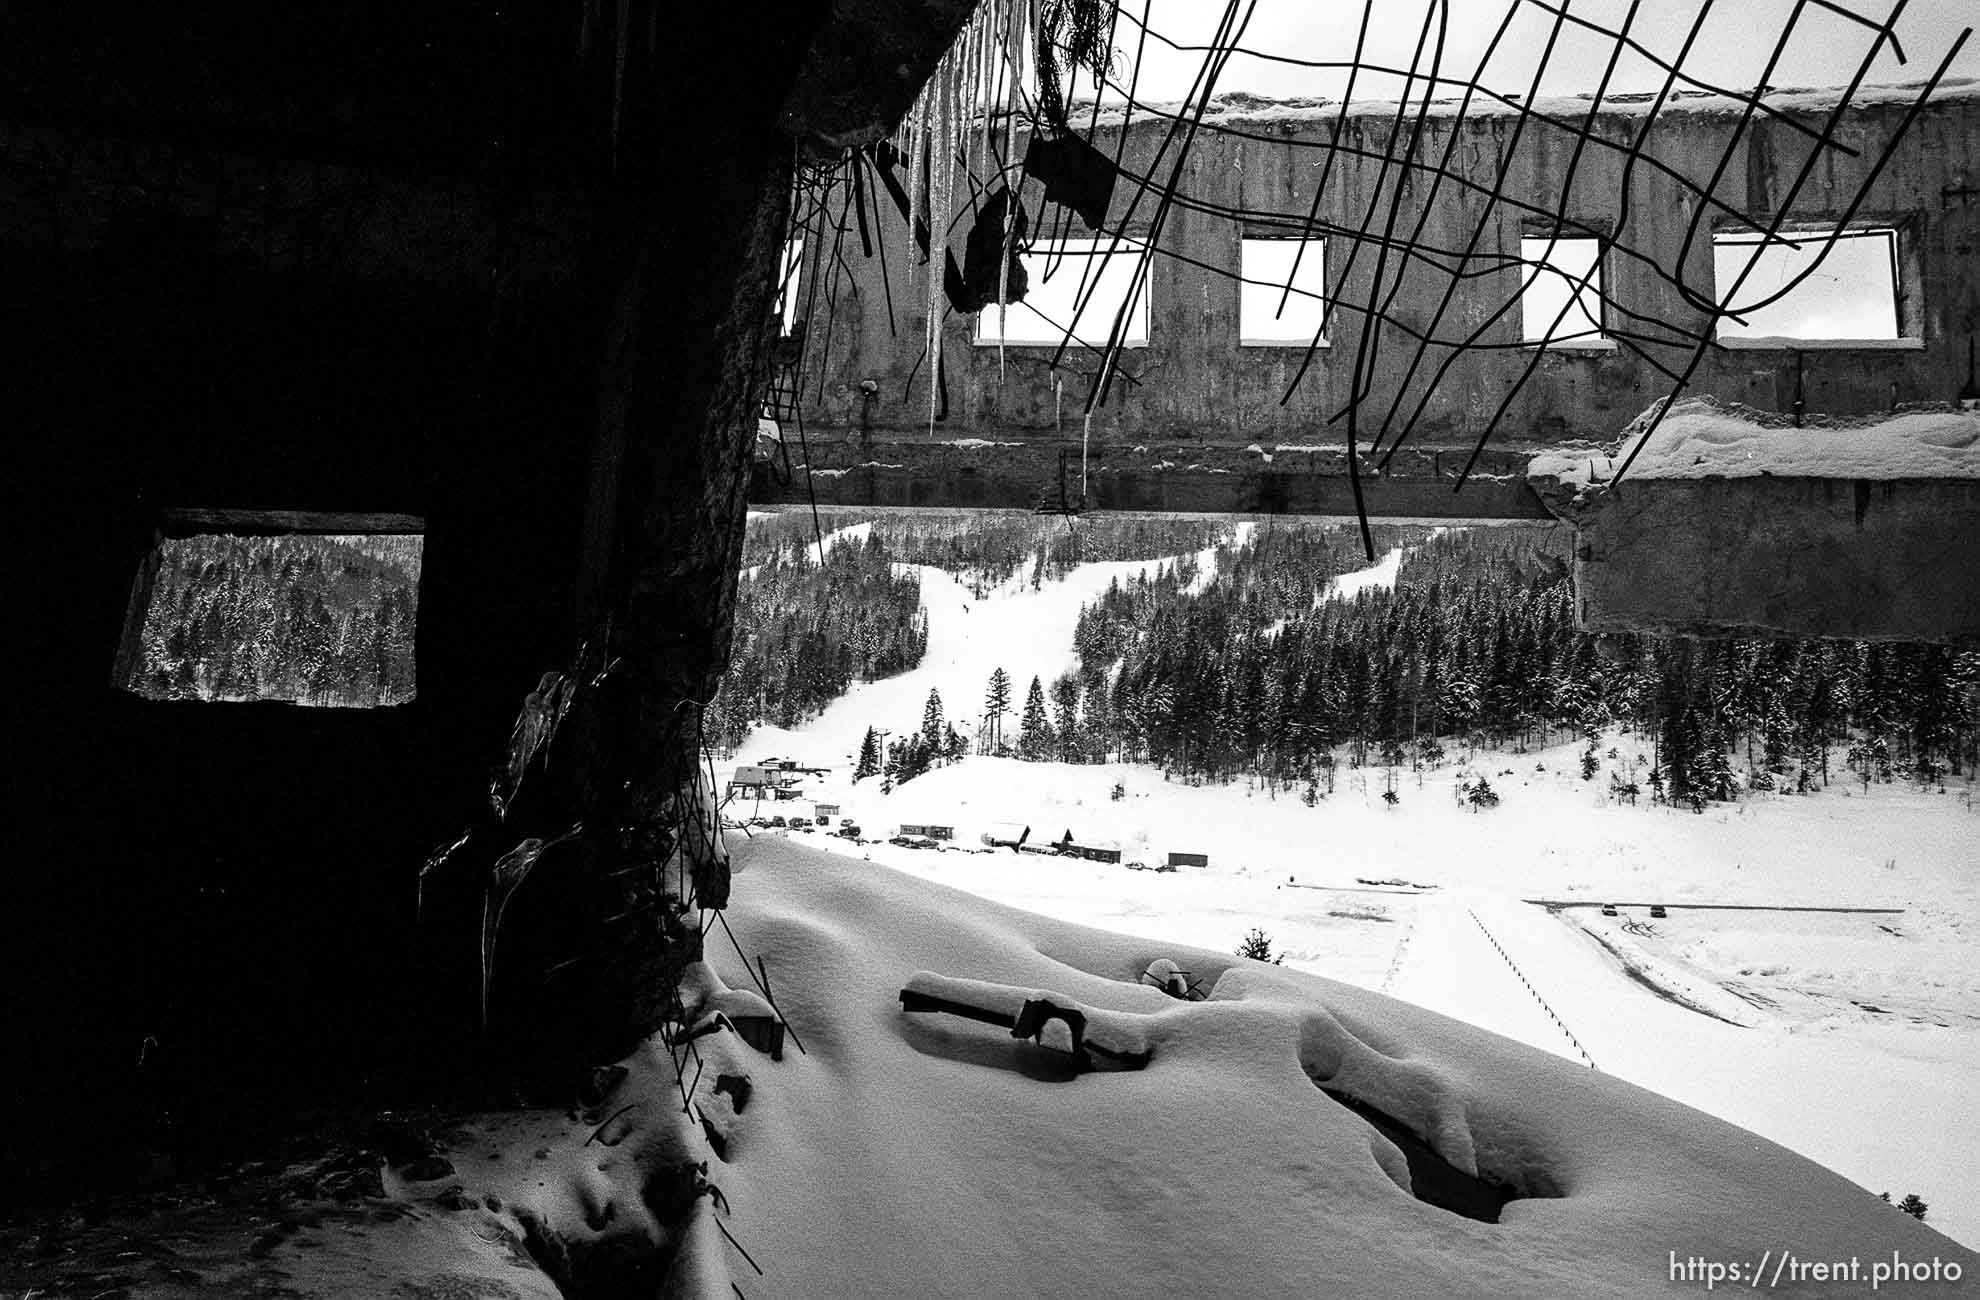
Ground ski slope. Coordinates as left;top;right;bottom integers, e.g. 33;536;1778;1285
746;529;1244;766
731;532;1980;1249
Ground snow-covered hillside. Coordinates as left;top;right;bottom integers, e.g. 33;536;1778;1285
697;841;1976;1296
743;529;1247;766
730;535;1980;1252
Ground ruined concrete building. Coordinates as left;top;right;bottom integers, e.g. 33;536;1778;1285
762;83;1980;639
2;0;1974;1279
4;0;977;1204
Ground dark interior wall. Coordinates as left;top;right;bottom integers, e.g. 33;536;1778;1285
4;214;598;1183
0;0;845;1196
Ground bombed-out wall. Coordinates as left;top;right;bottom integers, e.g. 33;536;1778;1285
1;0;981;1201
773;84;1979;514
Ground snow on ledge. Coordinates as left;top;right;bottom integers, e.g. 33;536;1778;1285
1528;396;1980;498
1716;336;1926;352
1051;78;1980;133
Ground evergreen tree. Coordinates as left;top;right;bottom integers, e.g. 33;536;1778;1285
1235;927;1283;964
983;667;1014;755
1050;675;1082;763
1018;675;1055;761
853;726;881;782
920;687;946;757
895;735;932;785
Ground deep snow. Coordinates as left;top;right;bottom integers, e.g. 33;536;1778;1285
730;529;1980;1252
695;838;1978;1296
1528;396;1980;495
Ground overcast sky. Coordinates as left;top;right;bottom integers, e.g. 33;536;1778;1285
1107;0;1976;105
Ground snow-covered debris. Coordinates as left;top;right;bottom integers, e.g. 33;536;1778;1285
697;840;1976;1297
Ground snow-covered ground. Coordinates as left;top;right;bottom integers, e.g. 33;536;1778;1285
729;537;1980;1250
695;841;1979;1296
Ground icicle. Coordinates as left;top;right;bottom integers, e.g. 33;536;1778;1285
926;60;952;430
1081;408;1092;505
880;0;1065;429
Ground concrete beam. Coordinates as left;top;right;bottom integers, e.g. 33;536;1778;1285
1551;477;1980;644
1529;400;1980;645
750;424;1554;518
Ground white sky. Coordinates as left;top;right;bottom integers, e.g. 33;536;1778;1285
976;237;1152;346
1099;0;1976;105
1713;227;1901;339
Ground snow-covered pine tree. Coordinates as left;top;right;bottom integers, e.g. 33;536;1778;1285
1018;675;1055;761
896;735;931;785
1235;927;1283;964
1050;675;1081;763
853;726;881;783
921;687;946;757
983;667;1013;755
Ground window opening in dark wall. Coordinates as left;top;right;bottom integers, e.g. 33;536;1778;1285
973;236;1151;348
1240;237;1329;347
1713;226;1903;342
1519;236;1606;345
116;522;422;707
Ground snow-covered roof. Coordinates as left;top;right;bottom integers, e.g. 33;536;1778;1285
1528;396;1980;499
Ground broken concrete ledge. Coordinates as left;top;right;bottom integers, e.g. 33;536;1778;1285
1528;398;1980;644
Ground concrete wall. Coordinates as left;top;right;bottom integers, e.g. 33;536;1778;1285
776;86;1980;514
1560;477;1980;644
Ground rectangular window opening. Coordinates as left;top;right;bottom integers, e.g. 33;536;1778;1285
974;236;1150;349
1712;226;1902;343
1520;235;1606;346
1241;237;1329;347
115;511;423;708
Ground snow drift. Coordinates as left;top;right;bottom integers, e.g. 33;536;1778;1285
683;838;1974;1297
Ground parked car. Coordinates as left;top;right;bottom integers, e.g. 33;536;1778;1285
1649;904;1668;919
838;825;861;839
840;817;855;828
1600;903;1618;917
768;815;786;828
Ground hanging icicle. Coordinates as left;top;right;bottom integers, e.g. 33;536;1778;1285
887;0;1064;430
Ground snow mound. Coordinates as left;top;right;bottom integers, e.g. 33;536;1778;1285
698;839;1974;1297
1529;396;1980;498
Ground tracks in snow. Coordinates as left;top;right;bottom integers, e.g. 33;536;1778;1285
1466;908;1599;1069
